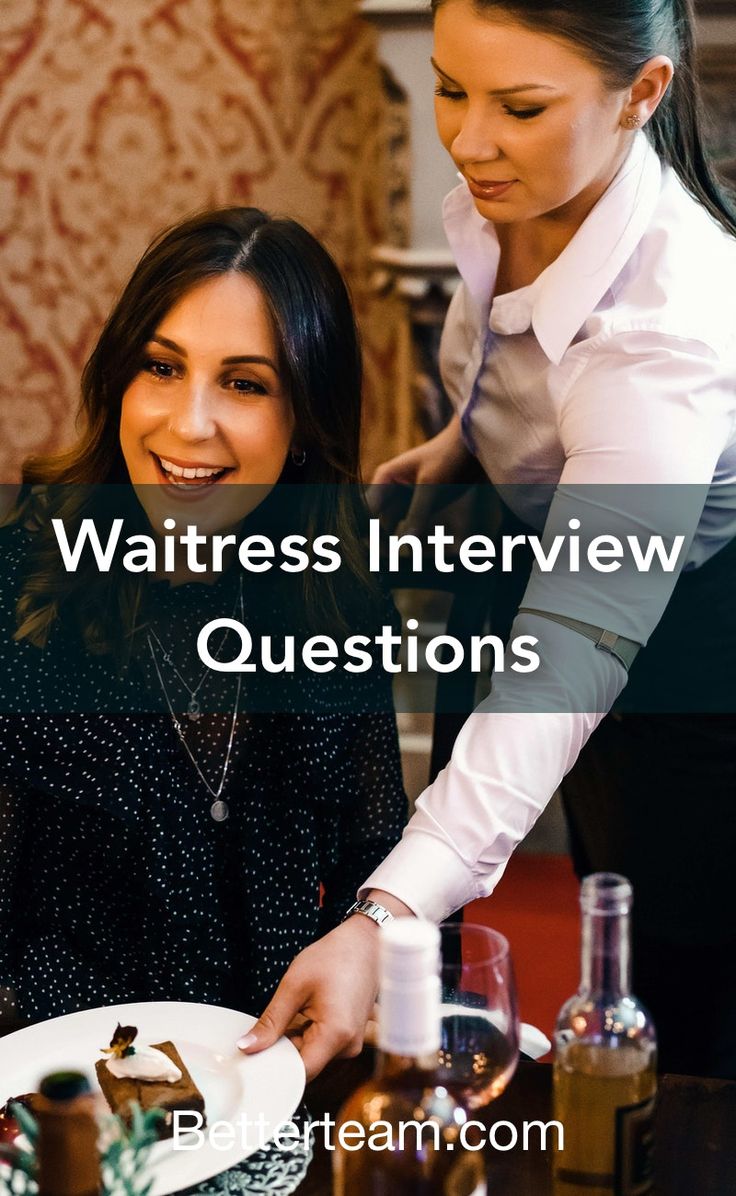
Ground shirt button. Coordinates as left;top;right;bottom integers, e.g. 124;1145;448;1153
490;302;532;335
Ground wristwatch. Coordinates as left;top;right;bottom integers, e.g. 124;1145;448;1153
344;898;395;927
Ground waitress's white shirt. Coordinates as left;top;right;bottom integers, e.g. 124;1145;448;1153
363;134;736;920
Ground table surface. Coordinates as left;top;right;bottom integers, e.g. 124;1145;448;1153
300;1052;736;1196
3;1020;735;1195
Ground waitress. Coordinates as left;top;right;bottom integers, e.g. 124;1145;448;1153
239;0;736;1079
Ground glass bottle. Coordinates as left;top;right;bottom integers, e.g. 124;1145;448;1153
36;1070;101;1196
334;918;487;1195
553;873;657;1196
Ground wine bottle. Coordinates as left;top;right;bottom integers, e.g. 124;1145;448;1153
36;1070;101;1196
553;873;657;1196
333;918;487;1195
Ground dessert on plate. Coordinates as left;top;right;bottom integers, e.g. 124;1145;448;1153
95;1023;206;1140
0;1092;42;1119
0;1091;41;1149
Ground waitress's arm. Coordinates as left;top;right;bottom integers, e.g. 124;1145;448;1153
240;331;735;1073
363;330;735;919
361;626;626;920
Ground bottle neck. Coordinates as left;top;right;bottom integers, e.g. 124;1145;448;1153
374;1048;439;1080
580;907;632;998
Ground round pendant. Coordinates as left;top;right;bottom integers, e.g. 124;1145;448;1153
187;698;201;722
210;800;229;822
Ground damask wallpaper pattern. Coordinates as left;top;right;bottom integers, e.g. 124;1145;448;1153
0;0;395;480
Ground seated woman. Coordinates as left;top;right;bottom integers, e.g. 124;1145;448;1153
0;207;406;1024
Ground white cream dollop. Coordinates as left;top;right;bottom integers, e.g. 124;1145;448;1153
106;1045;182;1083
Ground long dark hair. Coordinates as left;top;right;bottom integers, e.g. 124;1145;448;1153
432;0;736;237
11;208;372;653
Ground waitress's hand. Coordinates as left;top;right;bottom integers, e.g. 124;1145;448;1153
369;414;480;533
237;891;415;1080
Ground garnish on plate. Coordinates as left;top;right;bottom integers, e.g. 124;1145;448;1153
101;1023;138;1060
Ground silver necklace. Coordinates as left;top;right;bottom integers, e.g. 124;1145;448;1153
146;578;243;721
146;628;209;721
146;575;244;822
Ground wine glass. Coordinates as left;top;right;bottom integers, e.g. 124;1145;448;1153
437;922;520;1110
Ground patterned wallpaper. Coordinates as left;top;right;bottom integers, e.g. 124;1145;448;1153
0;0;397;481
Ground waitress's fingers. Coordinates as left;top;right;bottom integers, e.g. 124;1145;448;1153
371;450;424;488
402;481;462;537
237;980;305;1054
365;480;412;529
284;1013;313;1041
298;1014;367;1080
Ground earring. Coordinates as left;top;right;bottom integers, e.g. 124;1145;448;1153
623;113;641;129
290;448;306;467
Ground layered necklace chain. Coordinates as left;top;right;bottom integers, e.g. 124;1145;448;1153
146;628;212;723
146;574;244;822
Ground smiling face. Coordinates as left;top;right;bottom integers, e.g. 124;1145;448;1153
120;272;295;538
433;0;631;231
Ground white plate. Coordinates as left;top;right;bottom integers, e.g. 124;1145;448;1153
519;1021;552;1061
0;1001;305;1195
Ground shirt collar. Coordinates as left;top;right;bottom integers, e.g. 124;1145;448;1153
442;134;663;365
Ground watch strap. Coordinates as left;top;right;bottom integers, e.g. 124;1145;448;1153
344;898;395;927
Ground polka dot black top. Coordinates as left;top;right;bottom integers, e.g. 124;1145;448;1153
0;524;407;1022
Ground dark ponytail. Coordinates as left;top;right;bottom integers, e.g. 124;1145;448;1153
647;0;735;233
432;0;736;237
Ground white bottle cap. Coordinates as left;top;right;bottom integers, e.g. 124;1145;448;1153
378;919;441;1056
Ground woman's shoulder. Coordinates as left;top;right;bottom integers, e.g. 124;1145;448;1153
0;518;32;549
652;167;736;271
0;523;43;707
0;522;33;608
613;170;736;354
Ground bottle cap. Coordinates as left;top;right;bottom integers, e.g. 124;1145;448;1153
581;872;633;916
380;919;440;984
39;1072;92;1102
378;919;441;1056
